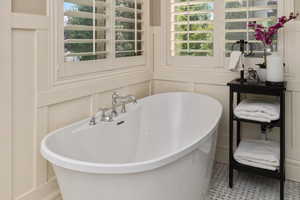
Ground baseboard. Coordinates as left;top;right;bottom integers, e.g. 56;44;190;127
16;178;60;200
216;146;300;182
286;159;300;182
42;190;61;200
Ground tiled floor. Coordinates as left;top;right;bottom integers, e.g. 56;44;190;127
209;163;300;200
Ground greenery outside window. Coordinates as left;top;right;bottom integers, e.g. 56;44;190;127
170;0;215;57
63;0;144;63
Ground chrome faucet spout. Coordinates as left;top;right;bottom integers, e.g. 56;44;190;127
127;95;137;104
110;92;138;114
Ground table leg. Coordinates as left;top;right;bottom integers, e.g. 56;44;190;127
229;89;234;188
280;92;285;200
237;93;241;146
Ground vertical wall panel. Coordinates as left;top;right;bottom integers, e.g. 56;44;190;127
285;27;300;76
12;29;36;198
0;0;12;199
296;0;300;17
289;92;300;161
12;0;46;15
151;0;161;26
36;107;49;187
37;31;50;92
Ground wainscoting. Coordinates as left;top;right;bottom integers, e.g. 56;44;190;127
6;12;152;200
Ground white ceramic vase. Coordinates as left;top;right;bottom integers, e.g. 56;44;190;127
257;68;267;82
266;53;284;83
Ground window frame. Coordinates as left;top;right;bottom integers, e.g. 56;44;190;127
51;0;148;79
162;0;285;69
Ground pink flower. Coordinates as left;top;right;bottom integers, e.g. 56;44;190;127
248;12;298;45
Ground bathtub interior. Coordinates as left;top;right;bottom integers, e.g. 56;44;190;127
44;93;222;166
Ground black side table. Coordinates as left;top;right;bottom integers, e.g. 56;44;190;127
227;80;286;200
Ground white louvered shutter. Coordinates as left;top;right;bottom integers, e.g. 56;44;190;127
225;0;278;57
115;0;144;58
64;0;109;62
170;0;215;57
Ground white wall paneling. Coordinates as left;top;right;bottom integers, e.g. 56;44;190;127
12;29;37;198
0;0;13;199
5;1;152;199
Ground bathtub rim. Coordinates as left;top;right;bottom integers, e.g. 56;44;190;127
41;92;223;175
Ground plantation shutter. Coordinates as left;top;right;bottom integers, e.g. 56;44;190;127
170;0;215;57
64;0;109;62
225;0;278;57
115;0;144;58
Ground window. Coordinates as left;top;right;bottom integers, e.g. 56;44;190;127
170;0;215;57
63;0;144;63
165;0;280;67
115;0;143;58
225;0;278;57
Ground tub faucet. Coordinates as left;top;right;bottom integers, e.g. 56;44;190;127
112;92;137;114
120;95;137;113
100;108;113;122
111;92;120;117
89;108;114;125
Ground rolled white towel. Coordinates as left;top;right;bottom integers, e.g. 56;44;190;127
234;99;280;122
234;139;280;170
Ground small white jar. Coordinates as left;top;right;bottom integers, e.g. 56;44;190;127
266;53;284;82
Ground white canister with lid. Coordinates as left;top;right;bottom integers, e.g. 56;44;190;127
266;53;284;82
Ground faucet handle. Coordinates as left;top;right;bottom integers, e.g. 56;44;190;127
89;116;97;126
112;92;120;104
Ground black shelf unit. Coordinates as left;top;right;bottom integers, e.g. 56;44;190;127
227;79;286;200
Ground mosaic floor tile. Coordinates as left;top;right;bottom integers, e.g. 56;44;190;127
209;163;300;200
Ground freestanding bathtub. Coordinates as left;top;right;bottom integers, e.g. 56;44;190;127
41;92;223;200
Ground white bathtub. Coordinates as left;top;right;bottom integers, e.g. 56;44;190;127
41;92;223;200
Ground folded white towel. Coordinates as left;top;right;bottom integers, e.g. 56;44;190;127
228;51;242;71
234;110;277;122
234;139;280;171
235;158;278;171
234;99;280;122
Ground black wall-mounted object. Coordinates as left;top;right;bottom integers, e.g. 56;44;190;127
231;40;254;83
